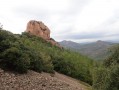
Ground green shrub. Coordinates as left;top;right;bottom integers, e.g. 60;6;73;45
93;45;119;90
41;54;54;73
28;50;43;72
93;65;119;90
104;45;119;67
92;67;110;90
1;47;30;73
108;65;119;90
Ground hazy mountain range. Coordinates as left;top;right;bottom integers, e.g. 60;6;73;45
59;40;117;60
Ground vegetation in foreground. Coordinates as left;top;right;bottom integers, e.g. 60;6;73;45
0;29;93;85
92;45;119;90
0;28;119;90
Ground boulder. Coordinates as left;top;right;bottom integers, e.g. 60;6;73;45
26;20;50;40
25;20;61;48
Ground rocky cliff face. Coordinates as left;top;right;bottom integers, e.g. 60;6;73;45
25;20;61;48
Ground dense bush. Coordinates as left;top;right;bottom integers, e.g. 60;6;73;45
93;45;119;90
52;51;93;85
92;67;110;90
104;45;119;67
0;30;53;73
1;47;30;73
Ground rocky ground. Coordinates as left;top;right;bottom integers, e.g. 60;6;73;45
0;68;84;90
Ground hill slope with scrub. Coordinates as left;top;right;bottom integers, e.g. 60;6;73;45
0;29;93;86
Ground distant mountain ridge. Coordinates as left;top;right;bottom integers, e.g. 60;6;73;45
59;40;80;49
59;40;117;60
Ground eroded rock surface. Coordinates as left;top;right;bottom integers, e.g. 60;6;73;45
25;20;61;48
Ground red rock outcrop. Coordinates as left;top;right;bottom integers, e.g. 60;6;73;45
26;20;50;40
25;20;61;48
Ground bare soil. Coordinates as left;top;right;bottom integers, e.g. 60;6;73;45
0;68;88;90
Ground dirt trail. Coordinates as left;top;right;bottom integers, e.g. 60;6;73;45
0;68;88;90
55;72;84;90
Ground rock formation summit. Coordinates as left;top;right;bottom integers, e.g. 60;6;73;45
25;20;61;47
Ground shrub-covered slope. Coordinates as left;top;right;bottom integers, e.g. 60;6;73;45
0;29;94;85
1;29;118;89
92;45;119;90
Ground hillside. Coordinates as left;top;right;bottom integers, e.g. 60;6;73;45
59;40;116;60
0;68;92;90
0;20;93;90
59;40;80;49
0;20;119;90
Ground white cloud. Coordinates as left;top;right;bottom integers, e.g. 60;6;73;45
0;0;119;42
73;0;119;33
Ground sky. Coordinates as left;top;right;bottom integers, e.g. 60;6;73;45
0;0;119;43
